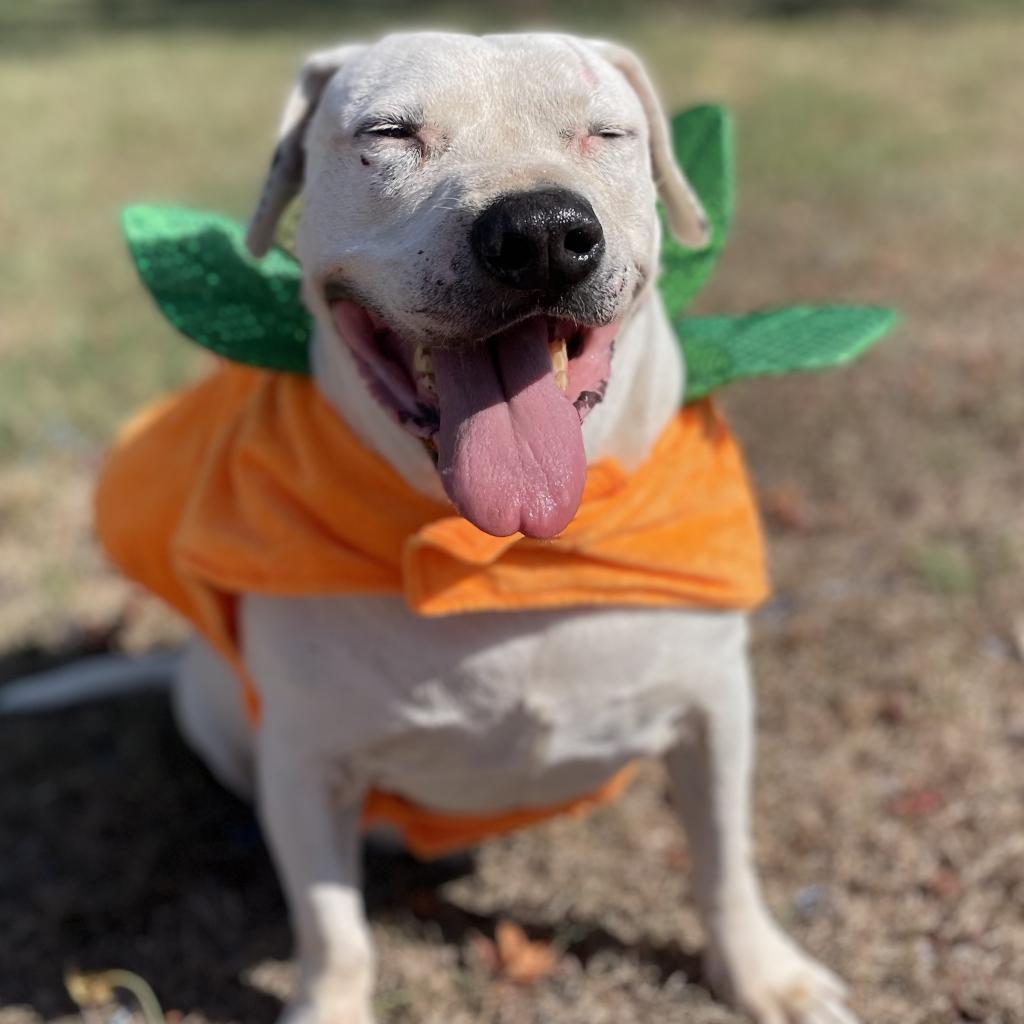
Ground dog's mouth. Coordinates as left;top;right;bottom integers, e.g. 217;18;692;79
329;300;618;539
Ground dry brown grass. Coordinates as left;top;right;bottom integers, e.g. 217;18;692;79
1;6;1022;1023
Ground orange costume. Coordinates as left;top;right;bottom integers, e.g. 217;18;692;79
102;100;893;855
95;364;768;857
102;121;892;852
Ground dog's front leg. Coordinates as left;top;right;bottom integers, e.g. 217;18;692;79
257;726;375;1024
664;658;857;1024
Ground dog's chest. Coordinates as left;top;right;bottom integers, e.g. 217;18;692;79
243;595;745;815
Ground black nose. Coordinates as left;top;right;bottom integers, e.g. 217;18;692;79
471;188;605;292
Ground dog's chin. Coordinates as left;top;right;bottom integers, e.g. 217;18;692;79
328;300;618;539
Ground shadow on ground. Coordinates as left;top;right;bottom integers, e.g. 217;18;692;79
1;693;285;1021
0;691;703;1021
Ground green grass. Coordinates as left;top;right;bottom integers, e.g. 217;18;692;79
1;4;1022;458
912;539;978;595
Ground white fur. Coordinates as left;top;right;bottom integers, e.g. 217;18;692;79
175;32;858;1024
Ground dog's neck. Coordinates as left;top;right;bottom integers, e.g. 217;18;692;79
310;289;684;504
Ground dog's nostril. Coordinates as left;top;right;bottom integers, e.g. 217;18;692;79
564;227;599;256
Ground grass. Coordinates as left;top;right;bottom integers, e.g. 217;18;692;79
1;4;1023;1023
913;539;978;595
2;5;1021;458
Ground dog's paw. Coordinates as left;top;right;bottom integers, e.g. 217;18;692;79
705;921;857;1024
277;980;376;1024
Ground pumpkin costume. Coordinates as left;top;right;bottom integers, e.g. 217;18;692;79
95;106;894;857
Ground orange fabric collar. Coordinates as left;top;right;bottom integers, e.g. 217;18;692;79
95;364;767;856
97;363;767;630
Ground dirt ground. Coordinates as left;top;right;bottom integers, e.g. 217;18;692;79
2;6;1023;1024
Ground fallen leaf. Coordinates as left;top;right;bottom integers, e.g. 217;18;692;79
926;868;962;901
762;481;815;532
408;890;442;918
663;844;692;870
888;787;945;818
876;694;910;725
493;920;559;984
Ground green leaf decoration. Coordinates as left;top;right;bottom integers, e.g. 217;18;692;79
679;305;898;403
657;105;735;318
121;204;312;373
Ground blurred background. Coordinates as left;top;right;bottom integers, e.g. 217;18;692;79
1;1;1022;1022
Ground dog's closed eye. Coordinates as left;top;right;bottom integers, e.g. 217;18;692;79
356;120;421;141
589;124;636;140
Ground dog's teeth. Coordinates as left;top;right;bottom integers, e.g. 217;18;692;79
413;344;436;395
413;344;434;377
548;338;569;393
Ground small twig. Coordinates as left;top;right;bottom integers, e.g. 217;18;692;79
65;968;166;1024
1010;615;1024;664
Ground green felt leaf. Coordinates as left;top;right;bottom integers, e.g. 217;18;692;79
657;105;735;318
679;305;898;402
122;204;312;373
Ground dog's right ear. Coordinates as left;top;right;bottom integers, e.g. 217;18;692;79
587;40;710;250
246;45;363;258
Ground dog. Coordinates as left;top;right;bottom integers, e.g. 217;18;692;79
119;32;857;1024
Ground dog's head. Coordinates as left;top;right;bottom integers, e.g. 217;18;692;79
246;32;707;539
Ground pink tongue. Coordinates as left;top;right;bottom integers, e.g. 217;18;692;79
432;319;586;538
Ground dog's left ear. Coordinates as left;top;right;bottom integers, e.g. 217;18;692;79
588;41;710;249
246;45;364;258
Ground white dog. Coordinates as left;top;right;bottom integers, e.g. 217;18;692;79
157;31;857;1024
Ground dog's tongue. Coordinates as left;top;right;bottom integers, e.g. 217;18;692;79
433;318;586;539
